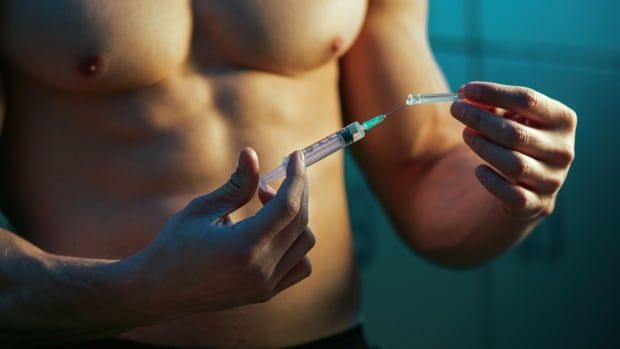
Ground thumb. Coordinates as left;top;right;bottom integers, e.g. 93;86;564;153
189;147;260;219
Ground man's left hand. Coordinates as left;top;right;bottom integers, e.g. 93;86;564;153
450;81;577;220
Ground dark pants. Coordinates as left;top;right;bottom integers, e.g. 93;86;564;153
50;325;373;349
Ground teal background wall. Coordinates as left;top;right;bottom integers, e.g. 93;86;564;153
348;1;620;348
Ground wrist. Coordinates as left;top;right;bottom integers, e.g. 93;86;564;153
44;252;167;329
110;250;189;324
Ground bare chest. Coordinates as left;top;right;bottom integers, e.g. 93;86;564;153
0;0;367;92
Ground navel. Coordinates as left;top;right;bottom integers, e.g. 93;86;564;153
77;55;106;78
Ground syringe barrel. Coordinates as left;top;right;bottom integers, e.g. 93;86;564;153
259;122;365;189
303;122;364;166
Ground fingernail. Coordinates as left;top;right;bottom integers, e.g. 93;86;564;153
289;151;305;173
296;151;306;174
238;147;256;173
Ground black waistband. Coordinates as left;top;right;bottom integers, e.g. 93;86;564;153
288;325;371;349
49;324;372;349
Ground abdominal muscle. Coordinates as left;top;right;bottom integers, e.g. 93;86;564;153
0;58;362;347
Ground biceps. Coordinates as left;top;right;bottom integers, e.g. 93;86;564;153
368;0;428;23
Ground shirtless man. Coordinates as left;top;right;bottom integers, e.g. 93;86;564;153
0;1;576;348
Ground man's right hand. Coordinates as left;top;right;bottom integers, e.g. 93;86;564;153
125;148;314;318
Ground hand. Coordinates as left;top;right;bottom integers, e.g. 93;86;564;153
126;148;315;318
451;82;576;220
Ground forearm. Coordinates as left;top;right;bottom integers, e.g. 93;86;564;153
0;228;159;346
389;146;541;267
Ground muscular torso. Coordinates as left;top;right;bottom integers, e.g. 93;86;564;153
0;1;368;347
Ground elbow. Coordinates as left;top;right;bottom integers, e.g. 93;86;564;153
414;242;496;269
396;223;498;269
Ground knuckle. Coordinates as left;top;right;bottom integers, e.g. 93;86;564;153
518;87;539;110
510;126;530;147
568;108;578;128
282;197;300;219
509;156;530;180
558;146;575;166
303;231;316;251
560;107;578;129
552;140;575;167
545;177;563;193
510;190;529;211
246;262;272;289
558;152;574;167
565;149;576;165
300;258;313;278
227;171;246;195
541;199;556;216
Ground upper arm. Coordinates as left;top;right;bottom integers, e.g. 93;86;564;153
340;0;462;193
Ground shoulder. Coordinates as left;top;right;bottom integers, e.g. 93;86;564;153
357;0;429;42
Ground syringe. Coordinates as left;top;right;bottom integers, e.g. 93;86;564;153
259;92;460;189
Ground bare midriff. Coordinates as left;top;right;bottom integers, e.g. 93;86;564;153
0;0;369;347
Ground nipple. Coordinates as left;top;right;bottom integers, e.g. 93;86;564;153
77;55;105;77
330;37;344;55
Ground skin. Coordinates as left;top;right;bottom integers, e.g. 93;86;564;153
0;0;576;347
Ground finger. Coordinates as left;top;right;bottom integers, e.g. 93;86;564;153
457;85;500;114
272;257;312;296
463;130;564;194
475;165;546;218
461;82;576;130
263;168;309;263
235;151;306;239
452;101;554;160
271;228;315;282
186;147;259;219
